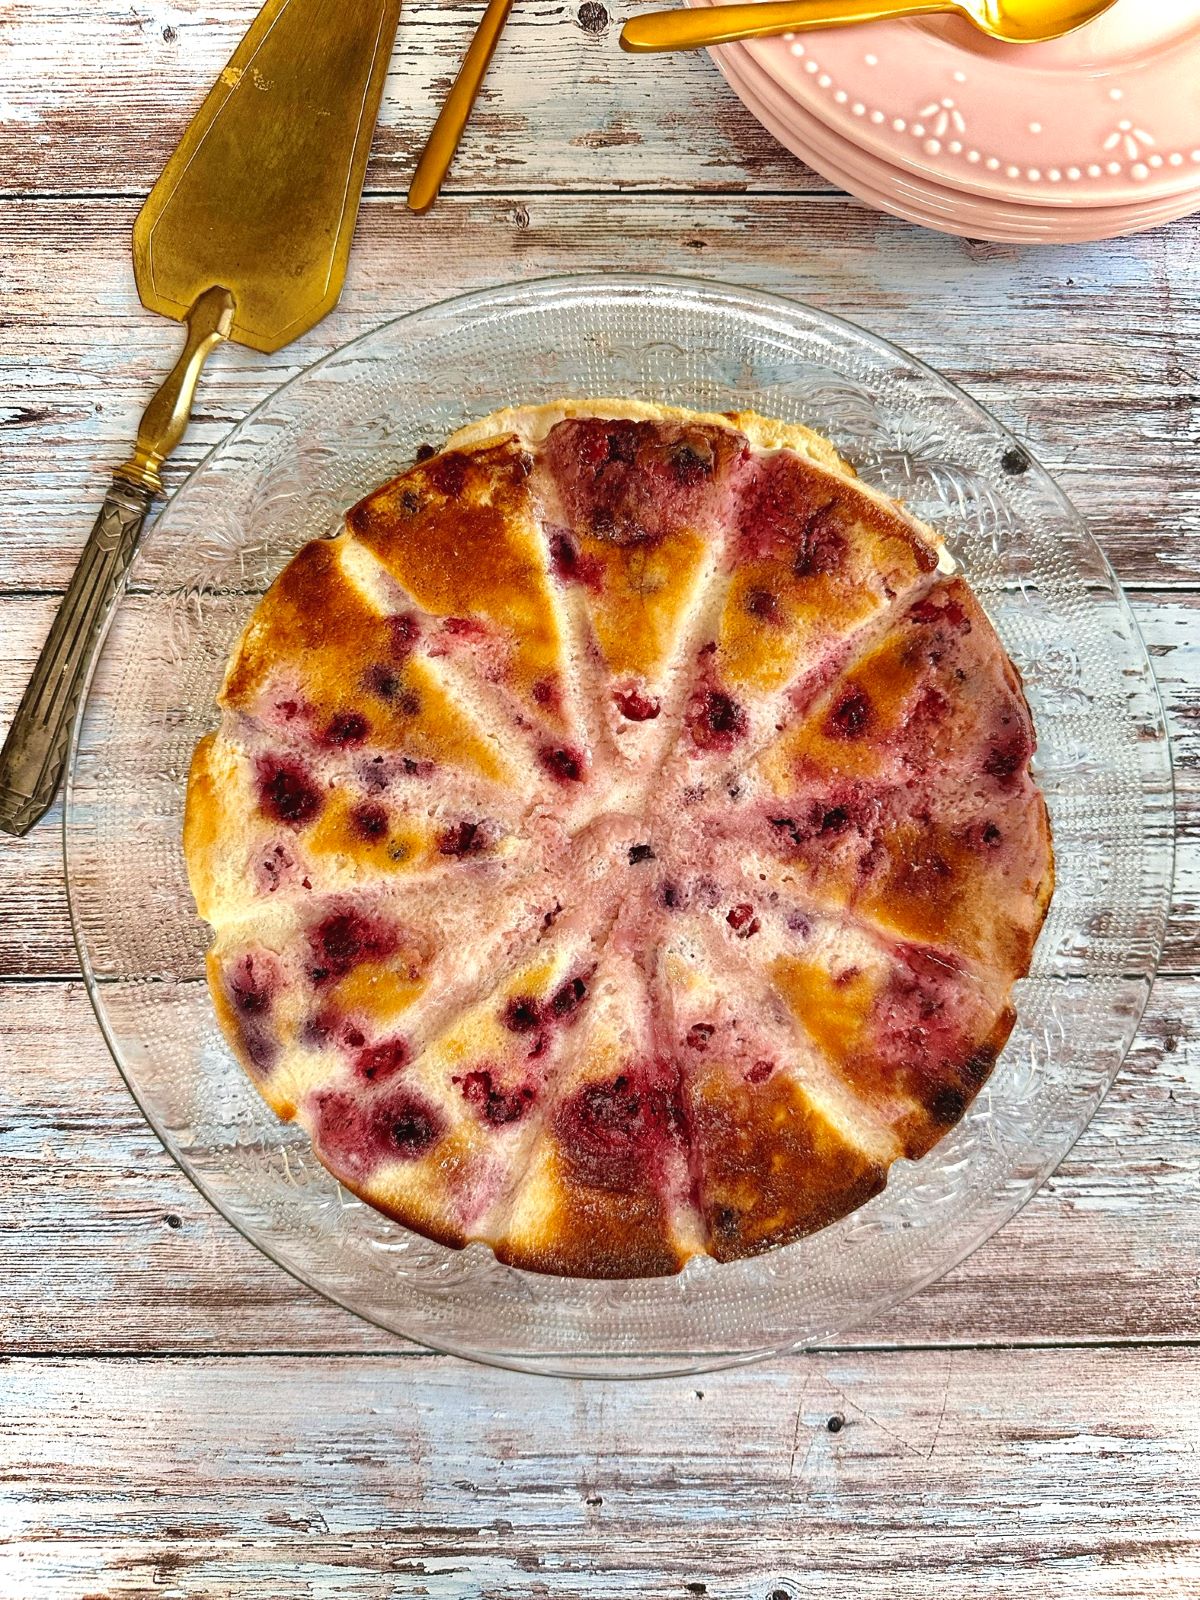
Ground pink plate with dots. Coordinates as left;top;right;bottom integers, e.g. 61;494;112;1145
708;21;1200;241
712;0;1200;209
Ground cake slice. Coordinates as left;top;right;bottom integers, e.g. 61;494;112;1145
297;923;605;1251
531;407;745;793
673;412;950;782
722;576;1054;975
185;722;542;926
204;871;566;1122
494;940;704;1278
653;911;894;1262
347;434;597;810
219;535;524;790
754;576;1042;801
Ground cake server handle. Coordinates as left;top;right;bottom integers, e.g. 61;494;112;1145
0;287;234;838
0;479;154;836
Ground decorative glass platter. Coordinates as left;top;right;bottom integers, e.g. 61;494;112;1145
65;275;1174;1377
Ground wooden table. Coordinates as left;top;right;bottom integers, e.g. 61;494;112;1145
3;4;1198;1594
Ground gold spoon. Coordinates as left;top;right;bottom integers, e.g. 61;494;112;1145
408;0;515;213
621;0;1118;54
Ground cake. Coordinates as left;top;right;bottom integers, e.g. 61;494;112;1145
184;399;1054;1277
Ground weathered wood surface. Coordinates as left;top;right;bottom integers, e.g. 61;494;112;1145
3;977;1197;1354
5;1349;1200;1599
3;3;1200;1591
3;200;1199;592
4;0;813;195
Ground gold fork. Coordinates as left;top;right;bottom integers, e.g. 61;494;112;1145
408;0;516;213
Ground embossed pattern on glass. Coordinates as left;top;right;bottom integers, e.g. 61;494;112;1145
65;277;1174;1377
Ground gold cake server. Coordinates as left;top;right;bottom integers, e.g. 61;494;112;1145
0;0;402;836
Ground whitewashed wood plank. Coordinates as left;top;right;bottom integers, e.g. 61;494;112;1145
2;977;1196;1352
0;0;819;196
3;1349;1199;1598
14;595;1191;978
2;198;1197;594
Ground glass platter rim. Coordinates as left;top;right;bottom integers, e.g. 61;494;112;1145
62;271;1176;1380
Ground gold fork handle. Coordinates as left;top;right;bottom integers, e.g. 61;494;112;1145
620;0;952;52
408;0;517;213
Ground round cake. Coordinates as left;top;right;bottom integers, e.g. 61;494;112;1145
184;399;1054;1278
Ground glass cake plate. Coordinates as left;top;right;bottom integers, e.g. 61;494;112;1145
65;275;1174;1377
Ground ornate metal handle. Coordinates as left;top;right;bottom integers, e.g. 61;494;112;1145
0;478;154;836
0;286;234;838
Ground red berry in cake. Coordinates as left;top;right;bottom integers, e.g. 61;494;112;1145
349;802;389;841
539;745;586;784
826;688;872;739
726;904;760;938
228;952;277;1015
668;437;715;486
503;995;544;1034
437;820;488;857
256;756;323;827
312;1085;444;1174
613;687;660;722
321;710;370;748
459;1069;536;1127
744;587;780;622
307;909;396;985
354;1037;411;1083
688;688;747;752
374;1089;445;1160
548;976;585;1019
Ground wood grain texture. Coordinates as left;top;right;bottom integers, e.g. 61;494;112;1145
18;599;1199;980
3;8;1200;1590
2;977;1196;1353
2;0;815;196
2;200;1199;594
4;1349;1200;1599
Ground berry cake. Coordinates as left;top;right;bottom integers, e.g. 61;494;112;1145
184;399;1054;1278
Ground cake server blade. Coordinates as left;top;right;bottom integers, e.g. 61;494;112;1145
0;0;402;836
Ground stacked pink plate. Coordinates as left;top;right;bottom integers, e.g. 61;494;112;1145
692;0;1200;241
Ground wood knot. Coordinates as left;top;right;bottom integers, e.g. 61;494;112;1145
577;0;609;32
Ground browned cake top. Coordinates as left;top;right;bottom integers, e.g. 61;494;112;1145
185;399;1053;1278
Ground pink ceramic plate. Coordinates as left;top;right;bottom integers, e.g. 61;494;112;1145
711;30;1200;241
701;0;1200;208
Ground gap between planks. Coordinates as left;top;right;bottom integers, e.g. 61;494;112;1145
3;1333;1200;1360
